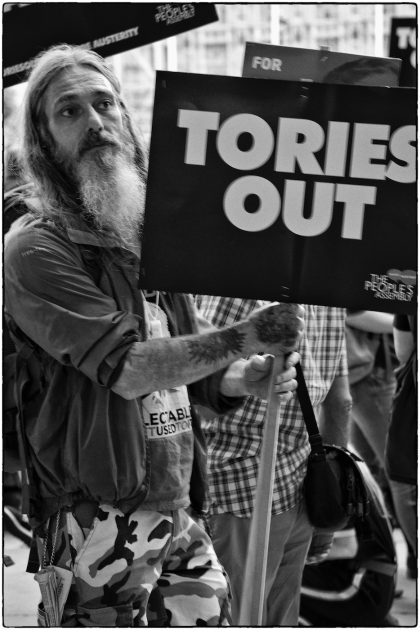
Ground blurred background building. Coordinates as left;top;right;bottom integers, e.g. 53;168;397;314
110;2;416;140
4;3;417;150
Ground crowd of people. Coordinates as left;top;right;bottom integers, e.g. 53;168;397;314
3;44;417;627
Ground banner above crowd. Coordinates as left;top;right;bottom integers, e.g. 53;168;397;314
3;3;218;88
140;71;416;313
242;42;401;86
389;17;417;87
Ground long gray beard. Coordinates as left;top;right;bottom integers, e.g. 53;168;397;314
77;149;145;249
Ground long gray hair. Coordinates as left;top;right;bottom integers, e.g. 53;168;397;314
20;44;148;217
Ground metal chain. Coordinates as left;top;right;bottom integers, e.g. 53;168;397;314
41;510;61;568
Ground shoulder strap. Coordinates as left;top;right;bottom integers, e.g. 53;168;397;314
11;333;46;523
14;344;37;513
296;362;324;454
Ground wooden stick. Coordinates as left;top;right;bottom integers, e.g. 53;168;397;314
238;354;284;626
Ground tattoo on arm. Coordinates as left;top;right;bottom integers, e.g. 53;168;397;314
186;328;246;364
254;305;298;346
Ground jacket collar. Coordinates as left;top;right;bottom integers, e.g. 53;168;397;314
65;213;141;259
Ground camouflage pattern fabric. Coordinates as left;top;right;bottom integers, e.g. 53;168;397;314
36;506;231;627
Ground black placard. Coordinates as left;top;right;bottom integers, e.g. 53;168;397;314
3;3;218;88
389;17;417;87
140;71;416;313
243;42;401;86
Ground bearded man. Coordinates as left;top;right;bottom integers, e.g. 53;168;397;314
4;45;305;627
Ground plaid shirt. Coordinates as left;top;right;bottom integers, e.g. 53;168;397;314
197;297;347;518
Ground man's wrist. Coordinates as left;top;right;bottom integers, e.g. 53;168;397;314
219;358;248;398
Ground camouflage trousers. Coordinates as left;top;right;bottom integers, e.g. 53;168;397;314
36;505;231;627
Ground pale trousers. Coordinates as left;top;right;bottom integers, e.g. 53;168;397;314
210;500;313;626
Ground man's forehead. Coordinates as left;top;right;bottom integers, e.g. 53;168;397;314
44;66;115;107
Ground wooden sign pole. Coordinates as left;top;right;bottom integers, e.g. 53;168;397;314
238;355;284;626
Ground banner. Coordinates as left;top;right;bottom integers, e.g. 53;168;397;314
3;3;218;88
140;71;416;313
242;42;401;86
389;17;417;87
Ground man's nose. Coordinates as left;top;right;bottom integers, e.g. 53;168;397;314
86;106;104;133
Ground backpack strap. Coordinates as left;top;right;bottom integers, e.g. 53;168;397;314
13;337;45;524
359;558;397;577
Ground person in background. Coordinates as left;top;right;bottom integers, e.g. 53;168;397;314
196;297;351;626
386;313;417;579
4;44;305;627
393;314;416;365
346;310;416;579
300;462;399;627
346;311;397;509
4;144;25;193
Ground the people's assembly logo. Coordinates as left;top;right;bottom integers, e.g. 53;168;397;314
155;4;195;26
364;269;416;303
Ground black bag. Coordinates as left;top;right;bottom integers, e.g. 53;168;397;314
385;350;417;485
297;363;370;530
300;461;397;627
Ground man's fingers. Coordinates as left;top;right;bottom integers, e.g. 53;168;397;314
275;390;293;402
249;354;274;372
285;351;301;369
276;365;297;383
274;381;297;395
249;352;300;374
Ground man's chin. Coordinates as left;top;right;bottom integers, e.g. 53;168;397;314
83;143;119;158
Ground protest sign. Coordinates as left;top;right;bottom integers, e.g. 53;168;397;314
140;71;416;313
242;42;401;86
3;3;218;88
389;17;417;87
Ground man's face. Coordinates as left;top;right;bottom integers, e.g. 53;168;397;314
42;65;126;168
41;64;144;245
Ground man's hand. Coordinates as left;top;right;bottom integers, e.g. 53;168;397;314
220;352;300;400
306;530;334;565
242;352;300;400
248;303;305;355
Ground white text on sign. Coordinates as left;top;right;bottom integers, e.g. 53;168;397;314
252;56;283;71
396;26;416;68
178;110;415;238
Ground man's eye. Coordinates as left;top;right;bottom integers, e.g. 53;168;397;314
61;106;78;118
98;100;113;110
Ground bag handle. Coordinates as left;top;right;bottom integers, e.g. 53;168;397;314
295;362;324;455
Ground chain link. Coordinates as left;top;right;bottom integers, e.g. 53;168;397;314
41;509;61;568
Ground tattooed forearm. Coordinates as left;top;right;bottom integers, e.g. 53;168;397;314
186;328;246;364
253;304;301;348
